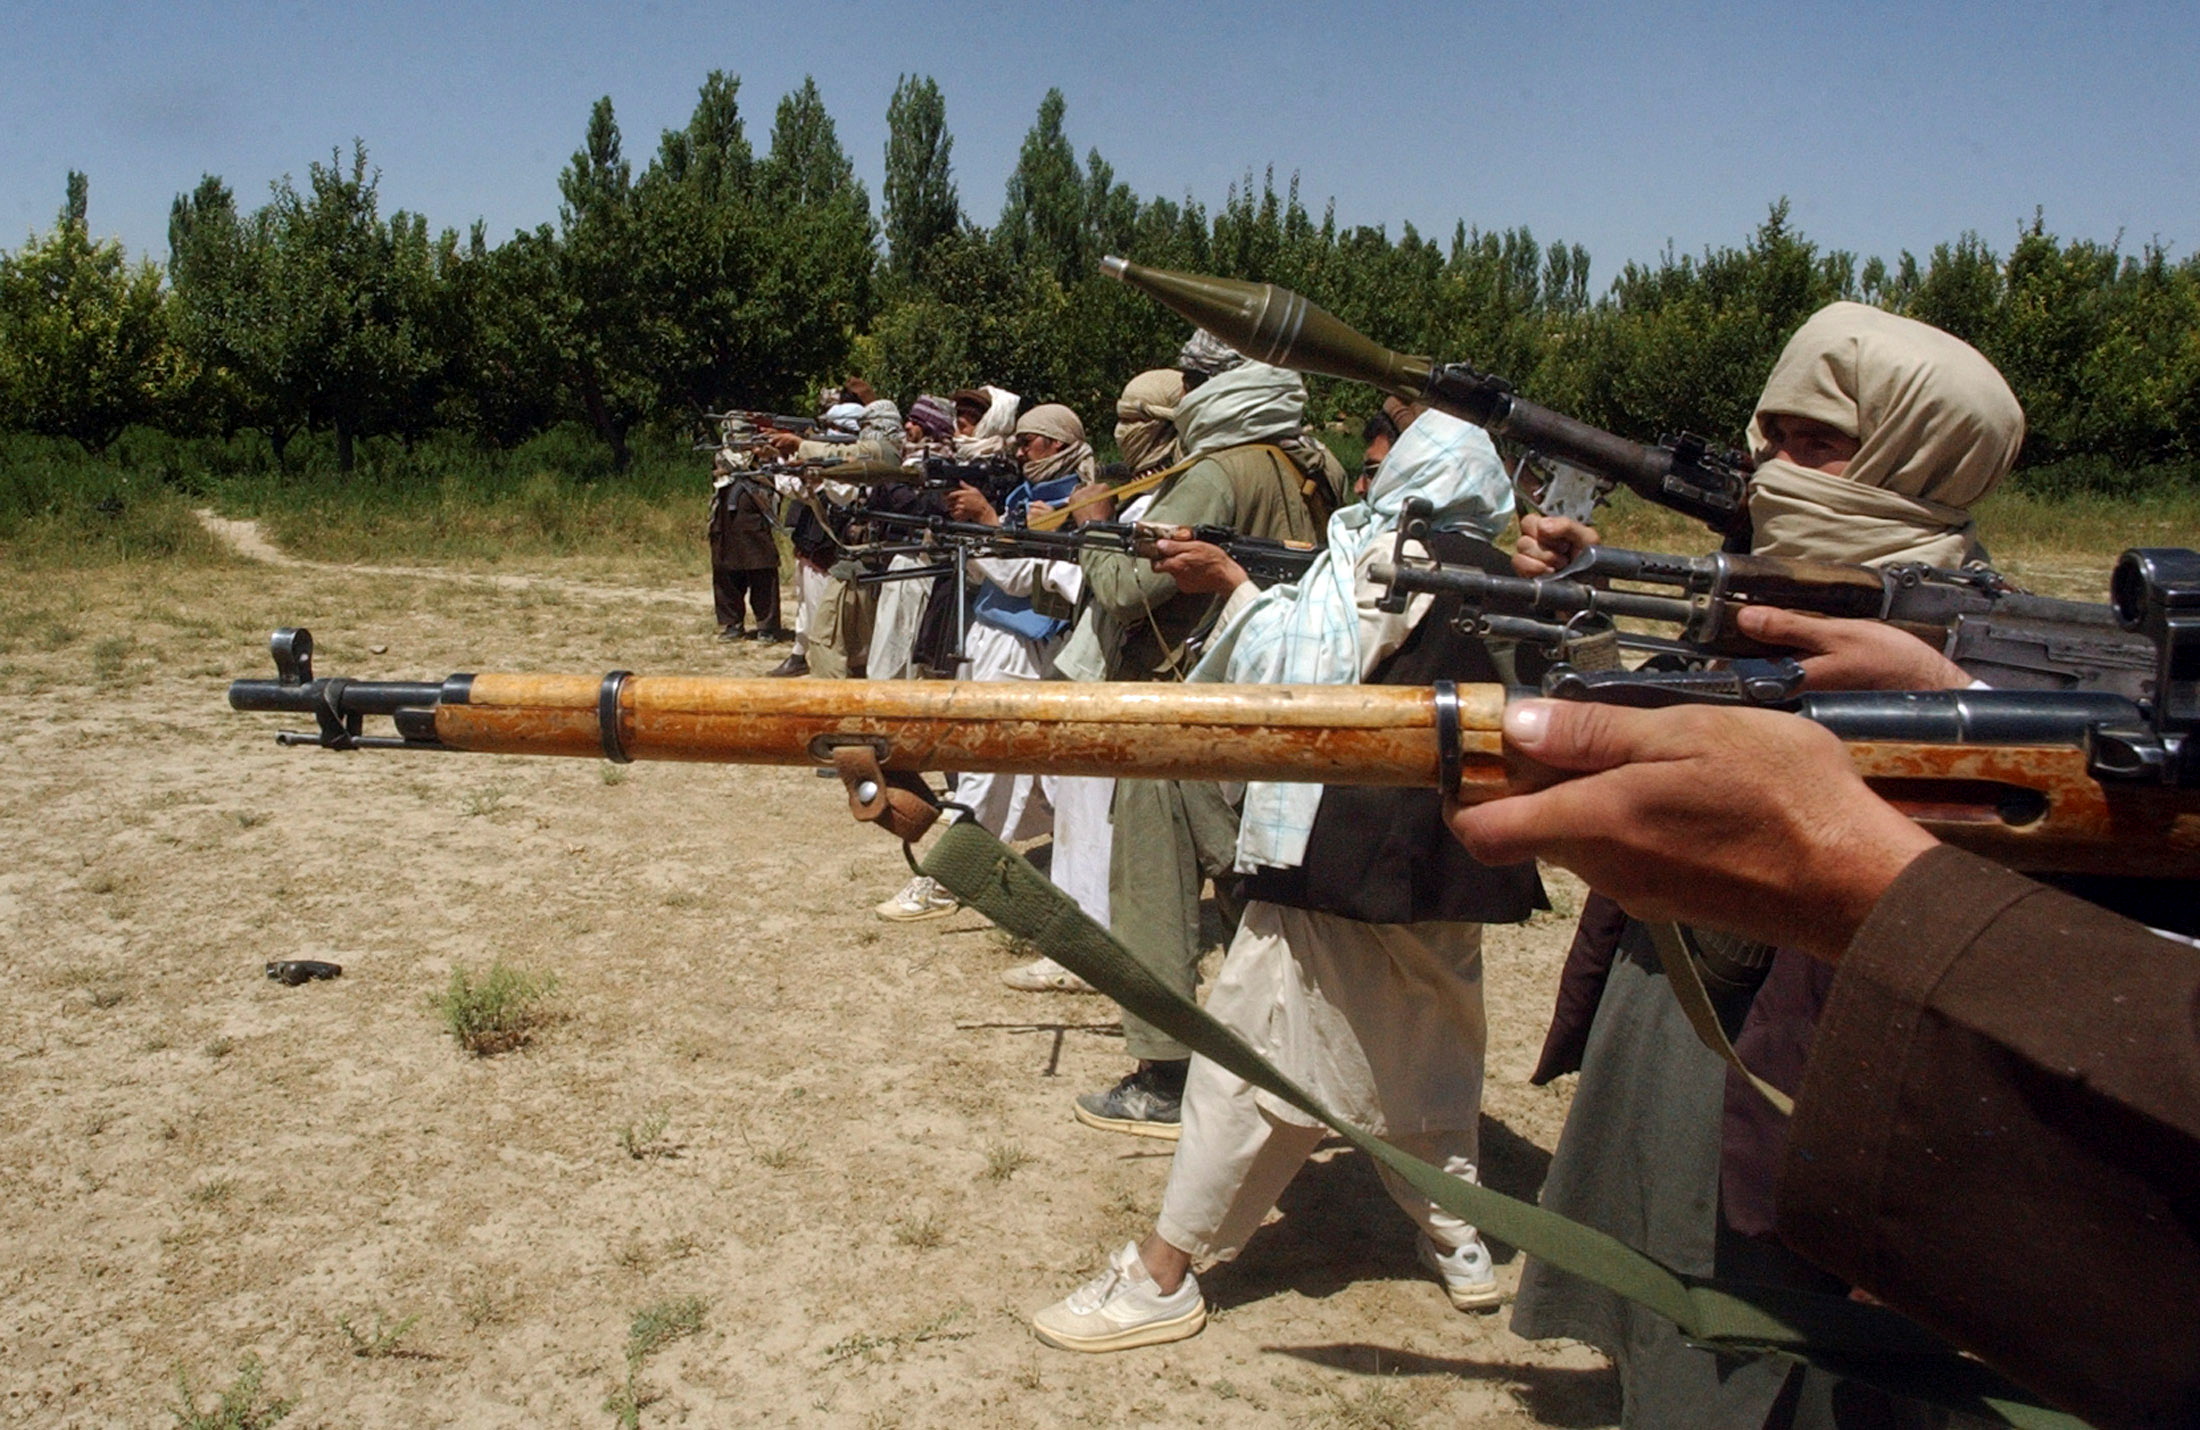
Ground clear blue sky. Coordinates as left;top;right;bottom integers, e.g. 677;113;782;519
6;0;2196;285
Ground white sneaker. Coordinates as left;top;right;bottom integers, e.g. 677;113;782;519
874;875;960;922
1418;1232;1503;1312
1031;1242;1206;1353
1000;956;1098;993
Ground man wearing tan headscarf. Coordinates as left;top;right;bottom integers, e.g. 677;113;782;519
1507;304;2029;1429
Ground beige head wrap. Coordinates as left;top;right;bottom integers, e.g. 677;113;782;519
1114;368;1185;476
1745;302;2024;567
1015;403;1097;485
1173;361;1308;459
952;385;1022;459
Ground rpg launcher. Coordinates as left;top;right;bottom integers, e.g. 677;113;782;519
230;549;2199;880
1370;499;2161;699
853;509;1323;589
1099;254;1753;540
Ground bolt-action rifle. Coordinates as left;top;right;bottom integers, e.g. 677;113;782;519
1369;500;2158;698
228;549;2200;881
1099;255;1753;540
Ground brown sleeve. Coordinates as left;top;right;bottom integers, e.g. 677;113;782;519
1777;844;2200;1429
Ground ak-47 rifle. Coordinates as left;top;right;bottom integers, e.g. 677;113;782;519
854;508;1323;589
1368;499;2158;698
229;549;2200;880
1099;255;1753;540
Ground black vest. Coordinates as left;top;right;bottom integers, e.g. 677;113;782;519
1241;531;1548;925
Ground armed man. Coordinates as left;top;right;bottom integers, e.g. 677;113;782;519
1054;344;1333;1139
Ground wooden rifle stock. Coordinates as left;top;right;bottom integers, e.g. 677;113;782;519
233;642;2200;881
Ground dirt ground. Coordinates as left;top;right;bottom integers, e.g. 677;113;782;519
0;533;1618;1428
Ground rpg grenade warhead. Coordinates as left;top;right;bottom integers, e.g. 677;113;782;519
1099;256;1503;420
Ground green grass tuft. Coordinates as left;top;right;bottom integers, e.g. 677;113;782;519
431;960;559;1056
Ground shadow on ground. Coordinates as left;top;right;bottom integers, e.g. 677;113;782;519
1268;1342;1621;1428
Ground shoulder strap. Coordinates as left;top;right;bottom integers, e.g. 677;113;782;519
919;819;2079;1430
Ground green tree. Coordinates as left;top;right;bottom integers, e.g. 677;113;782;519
0;172;177;452
882;75;960;284
998;89;1087;288
260;143;452;471
752;77;875;400
558;96;653;467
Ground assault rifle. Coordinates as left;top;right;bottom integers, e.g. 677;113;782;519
706;409;819;434
1369;499;2158;698
1100;255;1754;540
229;549;2199;880
853;508;1323;588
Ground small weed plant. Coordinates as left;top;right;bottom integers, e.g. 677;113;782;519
432;960;559;1055
168;1356;290;1429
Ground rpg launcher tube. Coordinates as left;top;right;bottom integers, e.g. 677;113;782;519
1100;255;1750;537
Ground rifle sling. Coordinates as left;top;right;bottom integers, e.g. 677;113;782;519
918;819;2078;1430
1647;922;1795;1116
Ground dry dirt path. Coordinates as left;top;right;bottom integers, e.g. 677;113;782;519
194;508;713;612
0;552;1613;1428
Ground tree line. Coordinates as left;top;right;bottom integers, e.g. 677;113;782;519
3;73;2196;490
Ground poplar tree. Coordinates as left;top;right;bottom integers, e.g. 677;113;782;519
882;75;960;284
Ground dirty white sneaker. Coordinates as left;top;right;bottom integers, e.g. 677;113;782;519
874;875;960;922
1000;956;1098;993
1031;1241;1206;1353
1418;1232;1503;1312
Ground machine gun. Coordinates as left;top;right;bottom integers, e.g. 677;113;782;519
228;549;2199;880
1368;499;2159;698
854;509;1323;589
1099;254;1754;539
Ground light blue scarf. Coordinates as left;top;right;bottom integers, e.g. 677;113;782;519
1189;411;1511;872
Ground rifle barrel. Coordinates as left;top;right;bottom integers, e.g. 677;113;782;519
229;635;2200;879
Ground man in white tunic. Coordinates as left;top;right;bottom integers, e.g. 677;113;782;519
1029;411;1546;1350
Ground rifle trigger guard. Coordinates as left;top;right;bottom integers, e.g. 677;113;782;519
598;671;633;764
1432;680;1463;798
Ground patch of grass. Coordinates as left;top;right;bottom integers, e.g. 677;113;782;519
88;986;128;1010
617;1110;674;1161
431;960;560;1056
89;634;138;684
980;1140;1033;1183
606;1296;709;1429
337;1309;421;1359
203;1036;235;1060
599;765;629;787
168;1355;291;1430
892;1211;945;1251
821;1307;972;1366
229;810;269;830
459;782;510;819
188;1176;237;1206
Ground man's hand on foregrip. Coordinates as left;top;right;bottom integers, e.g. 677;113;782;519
1735;606;1971;692
1514;514;1599;577
1445;699;1938;961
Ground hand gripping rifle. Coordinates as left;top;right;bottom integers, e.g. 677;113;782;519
853;509;1323;589
1099;255;1753;540
228;549;2199;880
1369;499;2159;699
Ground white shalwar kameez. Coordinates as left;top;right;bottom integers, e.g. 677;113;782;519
949;551;1074;846
1154;540;1490;1265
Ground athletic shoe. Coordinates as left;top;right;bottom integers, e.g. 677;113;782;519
1000;956;1098;993
1418;1232;1503;1312
765;653;809;678
874;875;960;922
1031;1241;1206;1353
1073;1063;1185;1141
717;626;741;642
